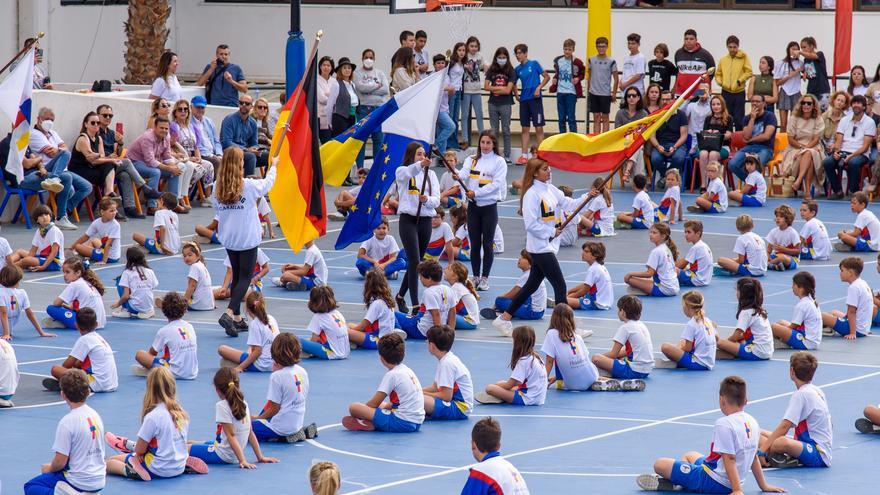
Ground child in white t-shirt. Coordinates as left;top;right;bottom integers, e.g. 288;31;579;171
798;199;831;260
24;369;106;493
716;214;768;277
70;198;121;265
276;240;327;291
591;296;652;387
343;333;425;432
637;376;782;493
214;248;270;300
425;208;456;261
133;292;199;380
689;160;727;214
187;368;279;466
333;167;367;217
676;220;713;287
133;192;181;255
12;205;64;272
717;278;773;361
478;325;547;406
0;229;13;269
300;286;350;360
454;222;505;258
489;250;547;320
439;151;464;208
766;205;801;271
542;304;617;392
105;366;200;481
422;325;474;420
112;246;159;319
0;339;18;407
617;174;654;229
43;257;107;330
355;217;406;278
348;270;397;350
759;352;833;469
218;292;281;372
729;155;767;207
655;169;683;224
582;177;615;236
44;308;117;394
835;192;880;252
567;241;613;310
395;260;456;340
772;272;823;350
625;223;680;297
658;291;717;370
194;216;220;245
0;265;51;339
821;256;873;339
445;261;480;329
250;333;316;442
180;242;214;311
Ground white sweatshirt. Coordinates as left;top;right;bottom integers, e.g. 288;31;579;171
522;180;588;254
459;152;508;206
212;166;277;251
395;162;440;217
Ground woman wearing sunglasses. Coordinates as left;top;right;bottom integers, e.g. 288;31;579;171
778;94;825;199
614;87;648;182
69;112;118;200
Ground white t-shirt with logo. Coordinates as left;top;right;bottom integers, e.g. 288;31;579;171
516;271;547;313
612;320;655;374
152;319;198;379
846;278;873;336
451;282;480;324
704;411;761;489
707;177;728;211
85;218;122;261
264;364;309;435
153;208;181;255
246;315;280;371
791;296;822;349
378;364;425;424
434;351;474;415
137;402;188;478
118;267;159;314
736;308;773;359
783;383;833;466
681;316;717;369
586;195;615;235
59;278;106;329
418;284;456;336
744;170;767;204
70;332;118;392
510;355;548;406
32;225;65;263
187;261;214;310
53;404;106;492
766;226;800;255
541;329;598;390
360;235;400;263
647;243;679;295
213;399;252;464
584;262;613;309
307;310;350;359
364;298;395;338
0;339;19;397
684;240;713;286
854;209;880;250
734;232;767;275
799;217;831;260
632;190;654;228
304;244;328;285
0;287;30;329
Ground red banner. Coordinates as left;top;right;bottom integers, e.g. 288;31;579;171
834;0;853;76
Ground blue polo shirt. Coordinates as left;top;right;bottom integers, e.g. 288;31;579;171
205;63;246;107
220;113;258;150
515;60;544;102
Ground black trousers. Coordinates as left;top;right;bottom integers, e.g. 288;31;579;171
722;90;746;131
397;213;432;305
503;252;567;317
226;246;259;316
467;202;498;278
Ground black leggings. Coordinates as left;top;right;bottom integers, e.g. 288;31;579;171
226;247;259;316
504;252;567;317
398;213;432;305
467;202;498;278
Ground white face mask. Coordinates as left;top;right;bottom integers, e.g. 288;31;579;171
496;58;507;66
362;58;374;69
40;119;54;132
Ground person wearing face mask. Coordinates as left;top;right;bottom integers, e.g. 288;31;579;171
484;47;516;163
446;42;467;151
353;49;390;170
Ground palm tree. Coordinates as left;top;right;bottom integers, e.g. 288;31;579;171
122;0;171;84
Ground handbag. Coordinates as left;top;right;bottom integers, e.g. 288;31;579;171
697;131;722;152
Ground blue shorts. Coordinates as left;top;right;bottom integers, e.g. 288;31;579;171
251;419;286;441
519;98;545;127
36;256;61;271
708;202;724;213
394;311;427;340
576;296;608;311
800;247;816;260
151;357;170;368
669;458;730;493
511;391;528;406
123;453;165;479
769;252;798;270
736;264;762;277
632;216;650;229
301;275;318;290
494;297;545;320
144;238;163;255
372;408;421;432
429;398;469;421
237;352;261;372
650;283;676;297
737;343;768;360
797;440;829;468
677;351;710;370
23;471;99;494
187;442;227;464
832;317;868;337
455;314;478;330
786;329;811;350
854;237;877;252
90;248;118;263
210;232;220;244
611;359;649;379
741;194;763;207
359;331;379;350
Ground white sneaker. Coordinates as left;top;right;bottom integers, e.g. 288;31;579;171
392;328;408;340
328;212;346;221
476;277;490;291
55;216;78;230
271;277;283;287
130;364;149;377
41;177;64;193
576;328;594;339
111;308;132;319
137;309;155;319
54;480;98;495
0;397;13;408
41;316;66;329
654;358;678;369
492;316;513;337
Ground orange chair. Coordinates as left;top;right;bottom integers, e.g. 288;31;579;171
764;133;789;197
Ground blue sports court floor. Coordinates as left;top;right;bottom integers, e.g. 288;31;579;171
2;168;879;494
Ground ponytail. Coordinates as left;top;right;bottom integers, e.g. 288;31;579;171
214;368;247;421
450;261;480;301
792;271;818;307
652;223;679;260
64;257;105;295
309;461;341;495
245;291;270;325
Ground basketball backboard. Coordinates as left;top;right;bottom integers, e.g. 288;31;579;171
389;0;428;14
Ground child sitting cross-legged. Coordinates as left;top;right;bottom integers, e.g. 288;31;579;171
715;214;768;277
348;269;398;350
111;246;159;319
132;192;181;256
728;154;767;207
820;256;874;340
69;197;121;265
834;191;880;252
43;308;117;394
655;168;683;224
772;272;822;350
624;223;680;297
687;161;727;214
616;174;654;229
422;324;474;421
0;265;52;339
798;199;831;261
676;220;713;287
132;292;198;380
273;240;327;291
445;261;480;330
656;291;717;370
590;295;650;390
355;217;406;279
766;205;801;271
716;278;774;361
566;241;613;311
395;260;456;340
301;286;351;360
218;291;280;372
543;303;624;391
11;205;64;272
43;257;106;330
475;325;548;406
194;216;220;245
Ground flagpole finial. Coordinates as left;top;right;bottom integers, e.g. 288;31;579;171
706;67;716;76
316;30;323;40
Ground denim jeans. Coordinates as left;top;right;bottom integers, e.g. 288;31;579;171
729;145;773;181
649;142;688;177
37;150;92;219
461;92;484;147
435;111;456;155
823;153;870;194
355;105;383;169
115;158;148;208
487;102;512;159
556;93;578;133
132;160;162;208
447;90;462;149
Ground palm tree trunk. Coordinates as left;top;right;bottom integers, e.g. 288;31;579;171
123;0;171;85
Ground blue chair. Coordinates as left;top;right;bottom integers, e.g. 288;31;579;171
0;185;47;229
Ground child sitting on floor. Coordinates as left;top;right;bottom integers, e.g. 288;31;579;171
484;250;547;321
218;292;280;372
766;205;801;271
688;161;727;214
332;167;367;219
214;248;270;300
590;295;650;390
43;257;106;330
133;192;181;256
567;241;613;311
624;223;680;297
132;292;198;380
181;242;215;312
274;240;328;291
821;256;873;340
676;220;713;287
716;278;774;361
112;246;159;319
0;265;51;339
616;174;654;229
302;286;351;360
834;191;880;252
798;199;831;260
716;214;768;277
422;324;474;421
0;339;15;407
582;176;615;236
542;304;621;391
476;325;548;406
439;151;464;208
355;217;406;279
70;198;121;265
11;205;64;272
728;154;766;207
194;216;220;244
425;208;456;261
395;260;456;340
43;308;117;393
445;261;480;330
348;269;397;350
657;291;717;370
655;168;683;224
772;272;822;350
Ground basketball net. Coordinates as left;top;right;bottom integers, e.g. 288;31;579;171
435;0;482;43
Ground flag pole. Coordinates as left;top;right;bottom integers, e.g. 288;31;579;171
549;156;628;241
271;29;323;162
430;148;471;195
0;33;44;78
414;160;432;218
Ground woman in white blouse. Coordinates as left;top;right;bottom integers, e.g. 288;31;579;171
150;51;182;103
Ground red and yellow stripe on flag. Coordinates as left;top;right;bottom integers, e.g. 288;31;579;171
268;56;326;253
537;73;705;173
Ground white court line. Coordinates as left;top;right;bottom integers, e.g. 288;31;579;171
10;343;71;350
519;472;639;478
1;372;67;410
18;356;68;365
339;369;880;494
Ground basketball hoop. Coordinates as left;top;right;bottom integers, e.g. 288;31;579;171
427;0;483;43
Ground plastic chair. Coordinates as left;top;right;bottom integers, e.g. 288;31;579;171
764;134;789;197
0;185;47;229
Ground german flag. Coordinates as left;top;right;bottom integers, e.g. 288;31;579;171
268;56;326;253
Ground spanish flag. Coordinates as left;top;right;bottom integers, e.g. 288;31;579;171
268;55;326;253
537;73;704;173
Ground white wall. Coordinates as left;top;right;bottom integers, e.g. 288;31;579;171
0;2;16;63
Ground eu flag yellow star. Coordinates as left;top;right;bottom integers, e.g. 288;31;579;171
350;204;358;212
384;156;390;164
382;143;388;152
381;172;387;180
367;206;372;214
375;191;381;199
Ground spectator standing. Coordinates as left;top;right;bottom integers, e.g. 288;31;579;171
196;44;248;107
801;37;831;111
414;30;431;76
748;56;779;114
353;49;390;169
190;95;223;172
822;95;874;198
587;36;619;135
649;90;688;183
68;112;117;201
551;39;585;134
715;36;752;131
513;44;550;165
150;51;182;103
328;58;359;141
779;93;825;198
446;43;467;151
127;117;190;214
391;47;419;93
673;29;715;97
434;55;457;156
848;65;869;97
685;83;712;154
220;94;265;178
27;39;52;89
484;47;516;162
616;87;649;181
697;95;734;190
461;37;486;148
647;43;676;92
620;33;646;97
774;42;804;131
729;94;777;181
317;56;337;143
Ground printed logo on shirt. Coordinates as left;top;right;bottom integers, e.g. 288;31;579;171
540;199;556;223
87;417;99;440
744;422;752;438
408;177;420;195
178;327;190;340
294;373;303;393
569;339;578;356
8;295;17;312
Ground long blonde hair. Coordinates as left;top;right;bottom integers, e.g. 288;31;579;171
681;290;707;325
142;367;188;425
309;461;341;495
251;97;270;126
216;147;245;204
